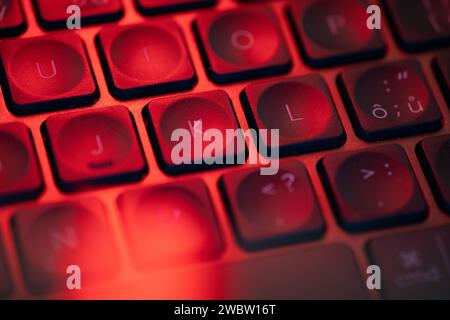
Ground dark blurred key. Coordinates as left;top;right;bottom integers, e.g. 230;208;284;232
339;60;443;141
418;134;450;213
194;6;291;83
221;160;325;251
136;0;215;15
97;21;196;100
242;74;345;157
118;180;223;269
12;200;117;294
434;51;450;106
288;0;385;68
34;0;123;30
0;33;99;115
0;241;12;298
320;144;427;232
43;106;147;192
0;0;26;37
144;90;244;174
368;225;450;299
0;122;43;205
385;0;450;51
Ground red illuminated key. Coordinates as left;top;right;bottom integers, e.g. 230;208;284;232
118;180;223;269
12;199;117;294
0;241;12;298
43;106;147;192
136;0;215;15
34;0;123;30
320;144;427;232
385;0;450;51
0;123;43;205
434;51;450;106
0;33;99;115
242;75;345;157
194;6;291;83
97;21;196;100
144;90;244;174
418;134;450;214
339;60;443;141
221;160;325;251
288;0;385;68
0;0;26;37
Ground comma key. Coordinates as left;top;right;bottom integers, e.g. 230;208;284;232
368;225;450;299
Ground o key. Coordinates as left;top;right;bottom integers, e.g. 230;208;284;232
0;32;99;115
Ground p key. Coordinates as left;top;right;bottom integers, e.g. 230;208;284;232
43;106;147;192
0;32;99;115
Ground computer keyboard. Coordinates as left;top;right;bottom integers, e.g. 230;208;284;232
0;0;449;300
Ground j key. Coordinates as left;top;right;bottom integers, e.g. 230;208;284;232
194;6;291;83
0;33;99;115
118;180;223;269
288;0;385;68
385;0;450;51
368;225;450;299
136;0;215;15
0;123;43;205
320;144;427;232
144;90;244;175
34;0;124;30
0;241;12;298
0;0;26;37
12;200;117;294
418;134;450;214
43;106;147;192
339;60;443;141
434;51;450;106
221;160;325;251
242;75;346;157
97;21;196;100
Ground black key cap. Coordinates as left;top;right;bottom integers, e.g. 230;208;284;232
289;0;385;67
339;60;443;141
368;225;450;300
418;134;450;213
434;50;450;106
319;144;427;232
0;241;12;298
385;0;450;51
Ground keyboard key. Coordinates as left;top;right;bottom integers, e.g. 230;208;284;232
34;0;123;30
368;225;450;299
0;241;12;298
144;90;244;174
0;122;43;205
339;60;443;141
12;200;117;294
242;75;346;157
97;21;196;100
319;144;427;232
288;0;385;68
221;160;325;251
43;106;147;192
418;134;450;214
136;0;215;15
118;180;223;269
0;33;99;115
434;51;450;106
385;0;450;51
194;6;291;83
0;0;26;37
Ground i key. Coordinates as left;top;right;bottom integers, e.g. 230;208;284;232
0;32;99;115
221;160;325;251
0;0;26;37
136;0;215;15
339;60;443;141
0;240;12;298
434;50;450;106
43;106;147;192
320;144;427;232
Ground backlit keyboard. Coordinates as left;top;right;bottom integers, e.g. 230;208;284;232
0;0;449;300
